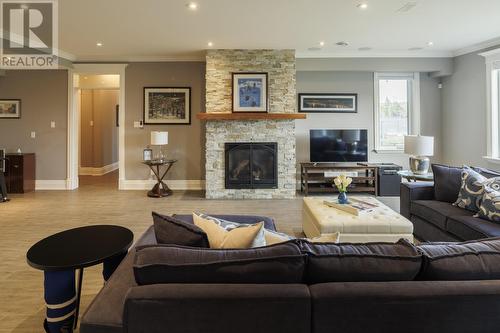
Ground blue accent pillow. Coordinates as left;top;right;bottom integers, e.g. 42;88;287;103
476;179;500;223
453;166;487;212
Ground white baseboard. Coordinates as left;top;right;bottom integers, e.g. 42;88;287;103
120;179;205;191
79;162;119;176
35;180;68;190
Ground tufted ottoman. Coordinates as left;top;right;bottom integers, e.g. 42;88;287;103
303;196;414;243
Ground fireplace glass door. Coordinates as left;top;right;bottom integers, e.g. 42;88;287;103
225;143;277;189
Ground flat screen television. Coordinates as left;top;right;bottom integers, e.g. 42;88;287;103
310;129;368;162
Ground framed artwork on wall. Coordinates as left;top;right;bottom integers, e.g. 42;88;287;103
232;72;268;112
298;93;357;113
143;87;191;125
0;99;21;119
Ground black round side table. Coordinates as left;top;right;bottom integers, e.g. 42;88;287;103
27;225;133;331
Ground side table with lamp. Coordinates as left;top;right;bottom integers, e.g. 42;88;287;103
143;131;177;198
399;135;435;182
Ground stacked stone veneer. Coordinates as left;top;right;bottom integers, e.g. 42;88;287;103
205;50;297;199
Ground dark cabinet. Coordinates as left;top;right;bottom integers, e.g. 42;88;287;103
5;153;36;193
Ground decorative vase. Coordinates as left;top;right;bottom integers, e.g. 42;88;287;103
338;191;348;204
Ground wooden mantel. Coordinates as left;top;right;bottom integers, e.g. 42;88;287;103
196;113;307;121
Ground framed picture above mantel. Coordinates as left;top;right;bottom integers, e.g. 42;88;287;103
232;72;268;113
298;93;357;113
144;87;191;125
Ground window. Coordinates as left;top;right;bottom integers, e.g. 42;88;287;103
481;48;500;162
374;73;420;152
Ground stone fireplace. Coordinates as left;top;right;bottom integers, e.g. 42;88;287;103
203;49;299;199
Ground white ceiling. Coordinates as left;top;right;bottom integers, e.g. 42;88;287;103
58;0;500;61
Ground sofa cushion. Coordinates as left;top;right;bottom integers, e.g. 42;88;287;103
432;164;463;203
193;213;265;248
172;214;277;231
298;239;422;283
152;212;209;247
411;200;474;229
454;166;488;212
447;215;500;240
133;241;305;285
418;238;500;280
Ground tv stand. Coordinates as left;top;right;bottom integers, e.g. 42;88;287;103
300;162;377;196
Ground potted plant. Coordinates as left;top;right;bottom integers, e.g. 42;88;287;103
333;174;353;204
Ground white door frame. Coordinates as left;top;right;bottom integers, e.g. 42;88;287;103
67;64;128;190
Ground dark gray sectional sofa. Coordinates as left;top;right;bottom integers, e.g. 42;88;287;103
401;164;500;242
81;214;500;333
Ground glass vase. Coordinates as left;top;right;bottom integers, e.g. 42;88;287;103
338;191;348;204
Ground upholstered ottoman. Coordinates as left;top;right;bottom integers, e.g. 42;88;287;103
303;196;414;243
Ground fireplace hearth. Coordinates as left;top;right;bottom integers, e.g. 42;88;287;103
225;142;278;189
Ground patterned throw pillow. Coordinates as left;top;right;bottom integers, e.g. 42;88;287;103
454;166;487;212
476;180;500;223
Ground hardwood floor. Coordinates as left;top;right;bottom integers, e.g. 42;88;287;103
0;171;399;332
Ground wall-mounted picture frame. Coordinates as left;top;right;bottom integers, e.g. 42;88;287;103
144;87;191;125
232;72;268;113
0;99;21;119
298;93;357;113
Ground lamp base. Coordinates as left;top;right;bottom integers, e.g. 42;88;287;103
409;156;430;175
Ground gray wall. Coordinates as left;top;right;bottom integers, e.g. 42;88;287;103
124;62;206;180
296;71;442;169
441;48;497;170
80;89;119;168
0;70;68;180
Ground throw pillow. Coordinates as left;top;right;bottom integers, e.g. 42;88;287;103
453;166;487;212
152;212;209;247
476;179;500;223
193;213;265;248
431;164;463;203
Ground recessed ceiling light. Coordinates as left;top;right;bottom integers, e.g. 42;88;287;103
336;41;349;47
357;3;368;9
408;47;423;51
319;41;325;47
207;41;213;47
96;42;103;47
358;47;372;51
427;41;434;46
187;2;198;10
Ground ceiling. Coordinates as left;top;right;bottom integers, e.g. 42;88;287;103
58;0;500;61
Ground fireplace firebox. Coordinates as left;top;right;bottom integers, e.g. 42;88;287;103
225;142;278;189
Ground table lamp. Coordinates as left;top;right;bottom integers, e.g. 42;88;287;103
150;131;168;161
404;135;434;175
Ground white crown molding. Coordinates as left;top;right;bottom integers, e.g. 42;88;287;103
120;179;205;191
295;50;454;59
454;37;500;57
74;55;206;63
79;162;119;176
35;180;68;190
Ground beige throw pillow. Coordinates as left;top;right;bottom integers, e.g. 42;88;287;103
193;213;265;249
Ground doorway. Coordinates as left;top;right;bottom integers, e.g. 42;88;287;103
76;75;120;187
67;64;127;190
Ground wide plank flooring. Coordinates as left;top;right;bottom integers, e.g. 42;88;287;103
0;171;398;332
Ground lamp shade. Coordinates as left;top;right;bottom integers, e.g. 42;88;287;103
151;131;168;145
404;135;434;156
